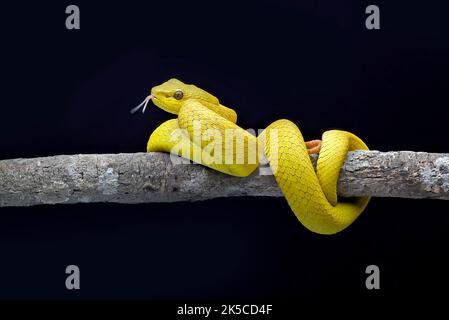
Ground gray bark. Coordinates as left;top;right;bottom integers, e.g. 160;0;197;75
0;150;448;207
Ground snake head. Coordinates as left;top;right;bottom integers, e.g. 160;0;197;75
149;78;220;115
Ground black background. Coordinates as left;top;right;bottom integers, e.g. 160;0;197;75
0;0;448;301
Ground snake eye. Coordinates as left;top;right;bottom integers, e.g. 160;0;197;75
174;90;183;100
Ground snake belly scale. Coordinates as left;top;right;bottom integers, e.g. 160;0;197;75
136;78;370;235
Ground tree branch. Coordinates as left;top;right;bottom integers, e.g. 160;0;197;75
0;150;448;207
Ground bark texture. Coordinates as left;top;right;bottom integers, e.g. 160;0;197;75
0;150;448;207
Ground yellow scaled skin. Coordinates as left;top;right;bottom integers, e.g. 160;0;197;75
146;78;370;234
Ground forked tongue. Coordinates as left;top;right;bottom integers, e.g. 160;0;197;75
130;94;153;114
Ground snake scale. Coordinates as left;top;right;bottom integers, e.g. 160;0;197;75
132;78;370;234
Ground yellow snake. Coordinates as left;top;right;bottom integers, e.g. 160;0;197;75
132;78;370;235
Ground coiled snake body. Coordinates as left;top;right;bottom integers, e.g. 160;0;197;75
134;78;370;234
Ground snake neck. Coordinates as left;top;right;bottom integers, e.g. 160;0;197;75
179;100;238;124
